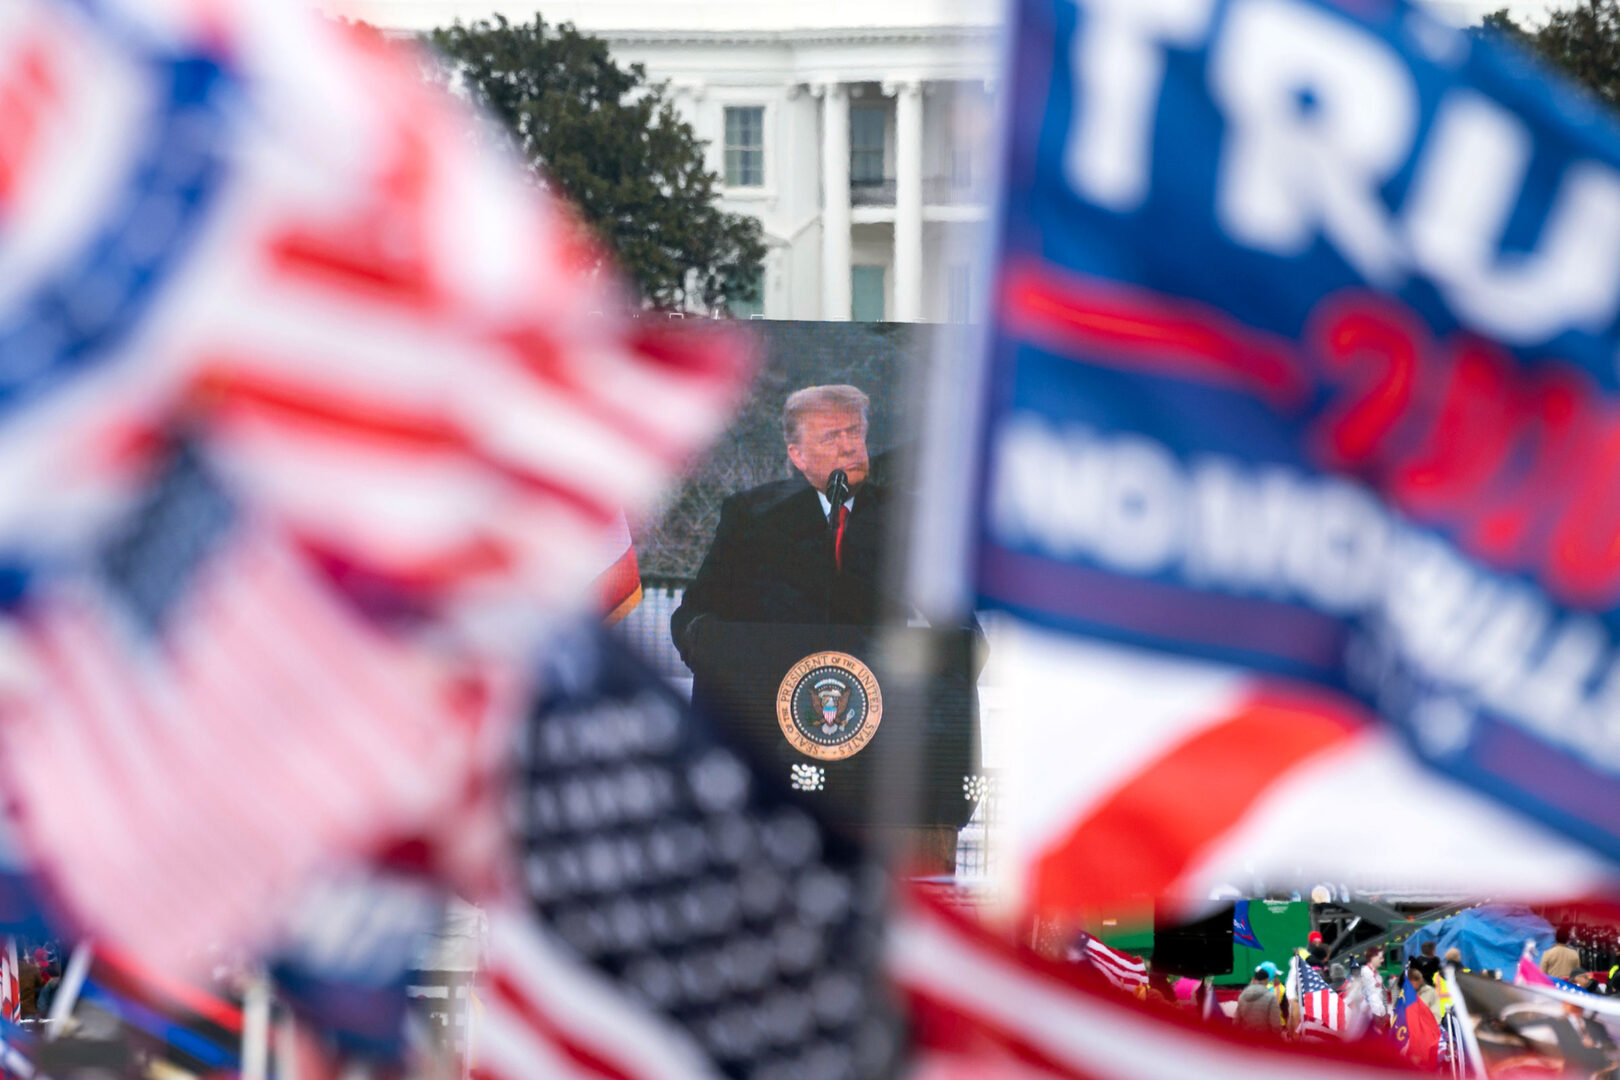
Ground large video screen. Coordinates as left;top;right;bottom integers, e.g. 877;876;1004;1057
618;322;982;845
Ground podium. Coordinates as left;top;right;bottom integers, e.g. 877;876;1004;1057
684;621;980;830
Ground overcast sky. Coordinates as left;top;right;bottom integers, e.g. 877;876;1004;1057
1421;0;1557;27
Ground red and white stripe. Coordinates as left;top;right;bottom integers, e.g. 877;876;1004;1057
0;529;473;971
1078;938;1146;993
0;939;16;1023
0;0;746;621
1298;988;1348;1042
592;516;643;623
165;13;744;638
0;1;747;628
893;889;1411;1080
0;0;749;977
473;904;717;1080
993;628;1617;925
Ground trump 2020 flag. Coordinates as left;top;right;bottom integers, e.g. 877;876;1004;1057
919;0;1620;919
1233;901;1262;952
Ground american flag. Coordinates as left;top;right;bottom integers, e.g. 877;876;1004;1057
1293;959;1348;1042
0;0;749;978
1067;932;1147;994
479;625;902;1080
0;445;473;968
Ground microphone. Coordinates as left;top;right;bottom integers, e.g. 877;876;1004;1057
824;469;849;527
825;469;850;603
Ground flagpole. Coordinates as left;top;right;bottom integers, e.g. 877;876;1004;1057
241;971;271;1080
44;944;90;1041
274;1007;300;1080
461;975;477;1080
1441;966;1488;1080
1284;955;1299;1041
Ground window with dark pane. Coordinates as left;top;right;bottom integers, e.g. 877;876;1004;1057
728;268;765;318
850;106;886;186
724;106;765;187
851;266;885;323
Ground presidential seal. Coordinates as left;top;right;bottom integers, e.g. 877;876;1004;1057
775;650;883;762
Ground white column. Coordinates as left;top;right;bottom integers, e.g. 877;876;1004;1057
891;79;924;322
818;82;851;321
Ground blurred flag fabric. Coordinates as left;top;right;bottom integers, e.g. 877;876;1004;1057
74;954;244;1078
482;623;902;1080
267;870;446;1059
593;514;644;624
0;441;478;989
0;1019;37;1080
89;942;244;1054
916;0;1620;923
485;623;1434;1080
0;0;749;975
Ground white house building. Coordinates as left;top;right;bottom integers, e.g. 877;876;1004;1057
317;1;1002;322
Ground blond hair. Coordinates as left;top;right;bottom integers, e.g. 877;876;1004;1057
781;384;870;445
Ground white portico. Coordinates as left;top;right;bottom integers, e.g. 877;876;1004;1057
314;1;1001;322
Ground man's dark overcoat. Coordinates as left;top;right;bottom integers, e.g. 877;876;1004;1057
669;471;981;832
671;476;891;663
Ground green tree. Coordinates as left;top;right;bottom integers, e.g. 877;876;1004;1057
1477;8;1531;43
1480;2;1620;106
429;15;765;314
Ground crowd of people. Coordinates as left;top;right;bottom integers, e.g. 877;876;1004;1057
1226;940;1435;1039
1533;925;1618;994
1108;919;1620;1073
1221;923;1620;1066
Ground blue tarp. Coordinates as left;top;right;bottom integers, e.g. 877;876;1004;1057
1402;906;1553;976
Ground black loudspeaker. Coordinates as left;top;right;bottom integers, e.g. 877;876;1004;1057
1153;903;1235;977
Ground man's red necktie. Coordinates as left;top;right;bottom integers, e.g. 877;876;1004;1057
834;503;850;571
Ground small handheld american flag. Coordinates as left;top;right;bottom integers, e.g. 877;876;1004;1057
1066;932;1148;993
1293;958;1348;1042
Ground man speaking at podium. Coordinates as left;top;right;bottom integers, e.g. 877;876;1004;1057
672;383;885;649
670;383;977;873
